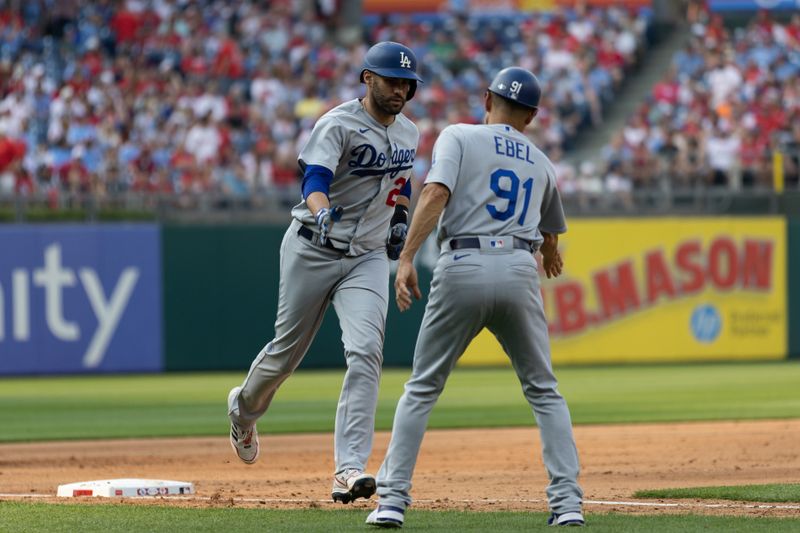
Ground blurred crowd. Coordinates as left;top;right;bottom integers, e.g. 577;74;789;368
564;8;800;209
0;0;649;208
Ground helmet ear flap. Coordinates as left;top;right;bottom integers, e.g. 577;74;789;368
361;71;417;101
407;80;417;101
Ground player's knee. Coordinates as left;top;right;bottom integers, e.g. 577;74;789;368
405;378;446;400
346;341;384;367
347;353;383;381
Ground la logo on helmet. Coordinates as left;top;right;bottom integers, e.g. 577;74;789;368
399;51;411;68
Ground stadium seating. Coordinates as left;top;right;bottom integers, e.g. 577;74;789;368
0;1;651;210
589;8;800;204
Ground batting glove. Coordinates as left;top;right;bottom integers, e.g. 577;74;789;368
386;222;408;260
315;205;343;245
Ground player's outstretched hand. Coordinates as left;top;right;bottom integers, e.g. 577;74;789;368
315;205;343;245
386;222;408;260
394;258;421;311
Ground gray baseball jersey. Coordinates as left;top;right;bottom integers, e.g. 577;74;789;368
427;123;566;246
375;122;583;516
229;98;419;490
294;99;419;256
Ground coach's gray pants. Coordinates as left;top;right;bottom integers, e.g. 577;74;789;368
376;247;583;514
229;221;389;473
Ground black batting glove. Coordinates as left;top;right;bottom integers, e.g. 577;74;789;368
387;204;409;261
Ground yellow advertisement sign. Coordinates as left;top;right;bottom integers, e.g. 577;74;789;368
518;0;555;10
460;218;787;365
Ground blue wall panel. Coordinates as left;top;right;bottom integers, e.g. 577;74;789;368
0;224;162;374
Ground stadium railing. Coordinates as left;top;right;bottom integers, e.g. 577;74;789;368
2;187;799;224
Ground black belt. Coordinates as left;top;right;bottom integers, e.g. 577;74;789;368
449;236;535;252
297;225;347;252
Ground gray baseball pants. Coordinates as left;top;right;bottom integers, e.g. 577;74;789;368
376;245;583;514
229;219;389;473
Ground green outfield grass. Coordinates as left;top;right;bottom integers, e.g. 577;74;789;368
1;503;798;533
635;483;800;503
1;361;799;442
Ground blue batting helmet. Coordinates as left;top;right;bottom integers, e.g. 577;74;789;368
360;41;423;100
487;67;542;109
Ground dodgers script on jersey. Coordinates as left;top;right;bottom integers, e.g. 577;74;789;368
425;123;566;247
295;99;419;256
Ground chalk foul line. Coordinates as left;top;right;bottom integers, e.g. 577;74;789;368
1;493;799;511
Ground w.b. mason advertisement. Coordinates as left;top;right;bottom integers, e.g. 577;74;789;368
458;217;787;365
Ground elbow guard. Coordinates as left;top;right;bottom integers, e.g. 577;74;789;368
301;164;334;199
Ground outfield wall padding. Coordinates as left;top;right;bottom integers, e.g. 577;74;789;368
1;217;793;376
0;224;163;375
162;224;427;371
163;217;789;371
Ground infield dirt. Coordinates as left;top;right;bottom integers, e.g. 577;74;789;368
1;419;799;518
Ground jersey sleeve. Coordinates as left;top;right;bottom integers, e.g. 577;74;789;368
424;125;462;193
539;160;568;234
298;115;346;172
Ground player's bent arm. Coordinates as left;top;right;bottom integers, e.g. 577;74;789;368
301;163;334;216
306;191;331;216
399;183;450;262
397;175;412;209
387;190;411;261
392;188;411;224
393;180;411;221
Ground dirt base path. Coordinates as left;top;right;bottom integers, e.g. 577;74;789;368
2;419;799;517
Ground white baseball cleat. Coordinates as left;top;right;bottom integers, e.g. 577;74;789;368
228;387;259;464
547;511;585;527
331;469;376;504
366;504;405;528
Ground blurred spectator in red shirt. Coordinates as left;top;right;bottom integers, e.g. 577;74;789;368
652;68;680;106
111;3;143;44
0;130;27;195
213;32;245;80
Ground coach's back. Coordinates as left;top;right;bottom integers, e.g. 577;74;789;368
426;123;566;248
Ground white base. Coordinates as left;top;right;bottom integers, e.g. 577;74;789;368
57;478;194;498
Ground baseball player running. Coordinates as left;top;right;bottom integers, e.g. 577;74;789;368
227;41;422;505
365;67;584;528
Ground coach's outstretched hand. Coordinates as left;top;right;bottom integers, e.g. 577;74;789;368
542;249;563;279
315;205;343;245
539;232;563;279
394;257;421;312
